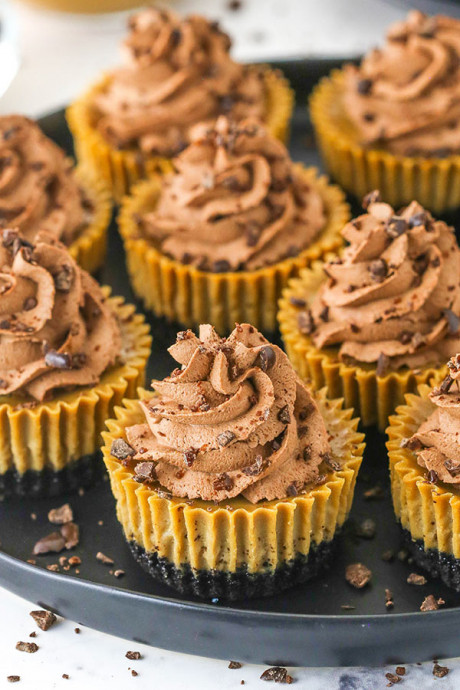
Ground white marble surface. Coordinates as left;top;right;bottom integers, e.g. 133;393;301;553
0;586;459;690
1;1;459;688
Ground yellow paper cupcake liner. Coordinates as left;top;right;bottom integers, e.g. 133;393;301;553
70;166;112;274
118;166;348;334
387;384;460;558
67;66;294;203
310;69;460;214
278;262;444;430
0;290;151;477
101;389;364;574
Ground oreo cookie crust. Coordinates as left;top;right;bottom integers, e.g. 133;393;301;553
401;527;460;592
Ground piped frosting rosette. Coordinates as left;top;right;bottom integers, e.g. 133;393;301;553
0;229;151;494
406;355;460;484
343;11;460;157
124;323;329;503
0;229;121;401
140;116;326;272
310;11;460;212
0;116;111;272
279;193;459;428
66;8;294;200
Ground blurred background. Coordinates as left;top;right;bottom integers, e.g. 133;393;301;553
0;0;414;117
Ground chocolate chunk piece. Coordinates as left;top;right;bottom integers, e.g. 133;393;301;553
212;260;231;273
385;589;394;609
444;459;460;476
362;189;381;209
357;78;372;95
277;405;290;424
260;667;293;683
183;449;197;467
134;462;156;483
44;349;71;370
420;595;444;611
363;485;384;500
23;297;37;311
345;563;372;589
96;552;114;565
385;216;407;239
7;676;20;683
433;663;449;678
385;672;401;685
228;661;242;669
297;310;315;335
61;523;79;550
16;642;38;653
48;504;73;525
322;452;340;472
286;483;298;497
217;431;235;447
407;572;427;586
54;265;74;292
408;211;430;228
444;308;460;334
126;651;141;660
33;532;66;556
395;667;405;677
256;345;276;372
427;469;438;484
30;610;57;631
213;473;234;491
110;438;135;461
356;518;376;539
369;258;387;282
242;455;267;476
376;352;389;377
289;296;306;308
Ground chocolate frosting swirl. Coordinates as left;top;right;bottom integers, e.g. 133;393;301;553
305;193;460;370
0;229;122;402
93;8;266;155
0;116;93;245
139;117;326;271
121;323;330;503
408;354;460;484
343;10;460;156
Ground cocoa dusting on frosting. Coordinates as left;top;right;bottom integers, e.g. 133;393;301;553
93;8;266;156
302;193;460;371
115;323;331;503
407;353;460;484
0;116;93;245
0;229;121;401
138;117;326;271
343;11;460;157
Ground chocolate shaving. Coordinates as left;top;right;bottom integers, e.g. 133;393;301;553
61;523;79;550
33;532;66;556
30;610;57;631
362;189;381;209
345;563;372;588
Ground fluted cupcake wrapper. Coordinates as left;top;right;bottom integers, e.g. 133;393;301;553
310;69;460;214
67;67;295;203
278;262;444;430
70;166;112;274
101;389;364;598
118;166;348;334
387;385;460;588
0;290;151;496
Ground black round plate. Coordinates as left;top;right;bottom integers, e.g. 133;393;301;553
1;60;460;667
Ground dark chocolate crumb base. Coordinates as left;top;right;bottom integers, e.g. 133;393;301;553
401;526;460;592
128;537;338;601
0;452;105;498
